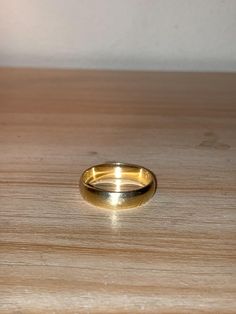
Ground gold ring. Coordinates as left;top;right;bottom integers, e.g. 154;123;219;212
79;162;157;210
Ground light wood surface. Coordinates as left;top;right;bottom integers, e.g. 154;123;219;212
0;68;235;313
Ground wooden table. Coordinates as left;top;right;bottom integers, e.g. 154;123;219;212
0;68;235;313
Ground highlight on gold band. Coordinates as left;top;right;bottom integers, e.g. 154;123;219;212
79;162;157;210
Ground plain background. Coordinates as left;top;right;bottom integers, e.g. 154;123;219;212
0;0;236;72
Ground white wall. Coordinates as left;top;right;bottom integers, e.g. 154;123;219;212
0;0;235;71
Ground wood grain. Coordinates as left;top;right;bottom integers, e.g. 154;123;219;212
0;68;235;313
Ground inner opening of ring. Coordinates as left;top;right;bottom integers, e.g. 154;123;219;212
83;164;153;192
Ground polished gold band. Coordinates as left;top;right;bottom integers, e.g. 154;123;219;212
79;162;157;210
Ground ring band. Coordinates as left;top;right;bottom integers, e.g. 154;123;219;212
79;162;157;210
